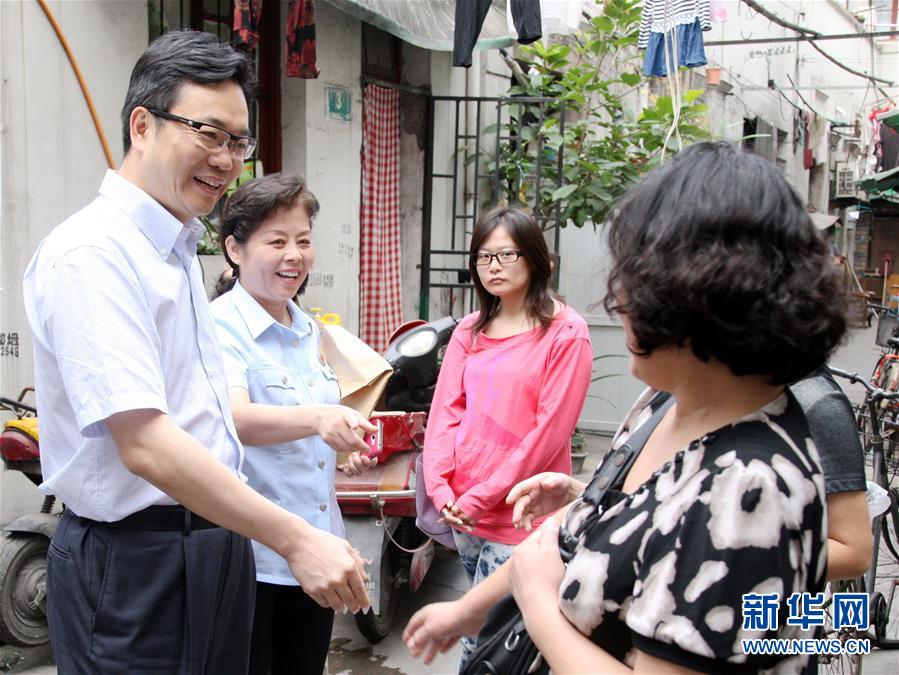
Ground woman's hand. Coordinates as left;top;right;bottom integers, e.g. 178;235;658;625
506;472;580;531
339;452;377;476
316;405;377;454
509;518;565;613
439;500;475;531
403;601;484;665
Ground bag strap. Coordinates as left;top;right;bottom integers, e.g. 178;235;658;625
582;392;674;506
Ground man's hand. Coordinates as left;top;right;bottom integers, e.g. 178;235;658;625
316;406;377;454
506;472;579;531
288;527;370;613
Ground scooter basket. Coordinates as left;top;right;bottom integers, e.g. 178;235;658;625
877;310;899;347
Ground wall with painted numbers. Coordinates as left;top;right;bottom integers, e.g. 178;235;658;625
0;1;147;525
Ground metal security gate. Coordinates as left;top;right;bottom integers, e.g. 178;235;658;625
419;96;566;319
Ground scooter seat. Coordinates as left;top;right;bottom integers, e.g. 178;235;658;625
5;417;39;443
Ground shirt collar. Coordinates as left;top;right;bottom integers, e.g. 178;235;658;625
231;280;313;340
98;170;204;260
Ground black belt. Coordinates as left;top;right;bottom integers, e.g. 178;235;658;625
83;505;219;534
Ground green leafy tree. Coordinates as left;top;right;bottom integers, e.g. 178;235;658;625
494;0;709;228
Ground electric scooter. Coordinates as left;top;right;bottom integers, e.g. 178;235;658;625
0;389;54;647
335;316;458;643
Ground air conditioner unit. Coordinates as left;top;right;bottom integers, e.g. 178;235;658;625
834;168;856;198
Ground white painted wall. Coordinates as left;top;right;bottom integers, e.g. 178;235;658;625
0;0;146;525
287;0;364;333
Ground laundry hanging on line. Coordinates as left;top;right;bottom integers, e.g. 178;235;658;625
639;0;711;77
287;0;319;78
233;0;263;49
454;0;542;68
507;0;583;41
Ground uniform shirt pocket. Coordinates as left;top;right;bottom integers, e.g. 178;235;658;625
249;367;303;406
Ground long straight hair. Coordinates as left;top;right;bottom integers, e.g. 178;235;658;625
469;206;561;335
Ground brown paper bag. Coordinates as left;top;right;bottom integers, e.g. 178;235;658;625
319;324;393;418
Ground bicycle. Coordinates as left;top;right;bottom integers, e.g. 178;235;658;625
820;367;899;674
854;305;899;458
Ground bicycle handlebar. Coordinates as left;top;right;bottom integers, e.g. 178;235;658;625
828;366;899;400
0;396;37;416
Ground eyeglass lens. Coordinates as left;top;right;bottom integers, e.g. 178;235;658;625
474;251;521;266
194;126;256;160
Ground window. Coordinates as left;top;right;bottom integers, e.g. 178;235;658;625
743;117;757;154
148;0;233;42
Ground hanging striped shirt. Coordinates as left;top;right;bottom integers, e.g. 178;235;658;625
639;0;712;49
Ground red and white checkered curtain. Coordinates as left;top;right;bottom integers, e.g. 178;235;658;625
359;84;403;352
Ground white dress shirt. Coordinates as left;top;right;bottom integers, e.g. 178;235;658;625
211;281;344;585
22;170;244;521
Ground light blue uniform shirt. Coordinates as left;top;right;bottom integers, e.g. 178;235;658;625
22;170;243;521
211;281;344;586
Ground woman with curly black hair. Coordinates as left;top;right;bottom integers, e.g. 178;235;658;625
404;142;847;674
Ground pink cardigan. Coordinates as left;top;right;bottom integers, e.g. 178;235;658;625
423;306;593;545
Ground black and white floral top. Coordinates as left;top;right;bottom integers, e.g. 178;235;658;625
558;388;827;674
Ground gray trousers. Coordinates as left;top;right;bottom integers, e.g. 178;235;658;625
47;508;255;674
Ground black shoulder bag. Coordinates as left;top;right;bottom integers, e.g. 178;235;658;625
461;393;674;675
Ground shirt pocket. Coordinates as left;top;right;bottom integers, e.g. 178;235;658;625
250;367;302;406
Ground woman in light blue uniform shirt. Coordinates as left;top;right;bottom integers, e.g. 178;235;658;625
210;173;376;675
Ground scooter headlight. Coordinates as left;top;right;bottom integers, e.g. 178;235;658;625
397;328;438;358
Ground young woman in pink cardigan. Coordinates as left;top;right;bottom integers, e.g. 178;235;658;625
422;206;593;668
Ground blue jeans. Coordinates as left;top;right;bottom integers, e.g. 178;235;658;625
452;530;516;672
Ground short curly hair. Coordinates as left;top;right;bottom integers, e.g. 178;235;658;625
603;142;846;385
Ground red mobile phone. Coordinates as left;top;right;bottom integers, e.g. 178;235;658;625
363;419;383;458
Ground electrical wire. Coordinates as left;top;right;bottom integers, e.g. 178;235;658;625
36;0;115;169
737;0;894;87
807;39;893;86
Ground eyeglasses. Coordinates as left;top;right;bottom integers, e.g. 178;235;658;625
472;250;523;266
146;108;258;160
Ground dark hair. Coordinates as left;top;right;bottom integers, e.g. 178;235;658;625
121;30;255;154
469;206;561;335
214;172;320;296
603;141;846;385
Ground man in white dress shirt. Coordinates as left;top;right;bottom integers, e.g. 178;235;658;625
22;30;368;673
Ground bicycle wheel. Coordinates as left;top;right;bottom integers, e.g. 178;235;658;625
872;357;899;457
818;578;867;675
881;488;899;565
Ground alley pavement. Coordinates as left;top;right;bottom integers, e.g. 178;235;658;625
7;322;899;673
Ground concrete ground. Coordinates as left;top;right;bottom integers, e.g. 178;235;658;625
9;322;899;673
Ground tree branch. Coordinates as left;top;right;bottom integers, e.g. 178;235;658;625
740;0;821;37
807;40;894;85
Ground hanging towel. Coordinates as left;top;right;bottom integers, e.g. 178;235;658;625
286;0;319;78
359;85;404;352
454;0;542;68
233;0;263;49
